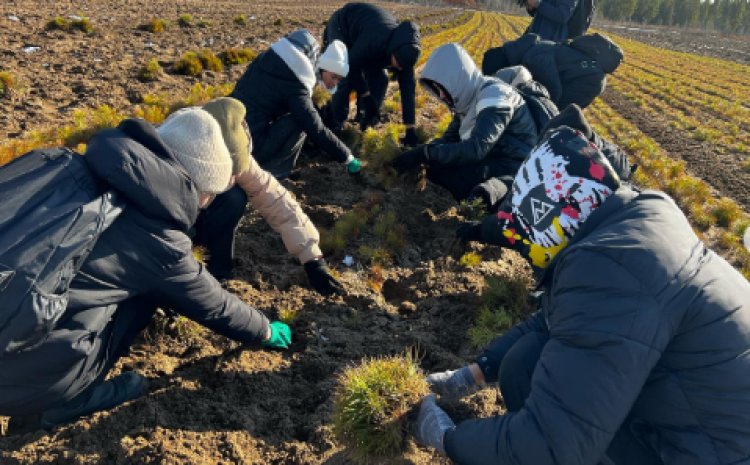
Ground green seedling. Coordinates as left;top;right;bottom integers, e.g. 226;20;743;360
333;352;429;463
138;58;163;82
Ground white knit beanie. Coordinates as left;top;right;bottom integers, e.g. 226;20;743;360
317;40;349;77
157;107;233;194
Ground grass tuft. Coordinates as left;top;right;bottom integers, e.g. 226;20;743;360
137;58;163;82
333;352;429;463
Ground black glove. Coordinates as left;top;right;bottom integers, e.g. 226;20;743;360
456;221;483;243
400;127;420;147
359;95;381;130
304;259;344;296
393;146;427;173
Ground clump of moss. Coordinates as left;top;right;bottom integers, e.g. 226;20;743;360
0;71;15;98
139;18;169;33
178;14;193;28
333;353;429;463
219;47;257;66
138;58;163;82
234;14;248;25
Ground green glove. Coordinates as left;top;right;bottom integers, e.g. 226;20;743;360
262;321;292;349
346;157;362;174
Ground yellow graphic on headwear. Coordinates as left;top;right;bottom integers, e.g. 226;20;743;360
528;217;569;268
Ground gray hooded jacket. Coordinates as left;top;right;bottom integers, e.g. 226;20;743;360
420;43;538;165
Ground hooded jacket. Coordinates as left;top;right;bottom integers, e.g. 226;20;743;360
421;44;538;165
446;129;750;465
0;120;269;416
231;30;352;164
483;34;607;110
524;0;578;42
325;2;418;125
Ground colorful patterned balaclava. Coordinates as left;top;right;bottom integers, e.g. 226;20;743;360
492;127;621;268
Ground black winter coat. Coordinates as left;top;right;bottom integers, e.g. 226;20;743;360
0;120;269;416
483;34;606;109
231;47;352;163
448;187;750;465
325;2;417;125
524;0;579;42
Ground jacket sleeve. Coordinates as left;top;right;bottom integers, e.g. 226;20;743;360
287;93;353;163
432;115;461;144
444;250;669;465
155;245;270;345
426;106;514;166
397;69;417;126
535;0;578;25
524;45;563;103
237;156;322;264
474;310;548;383
346;43;371;96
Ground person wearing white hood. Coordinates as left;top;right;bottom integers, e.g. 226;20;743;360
392;43;539;203
230;29;361;180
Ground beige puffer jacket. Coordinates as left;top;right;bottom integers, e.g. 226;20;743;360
236;155;321;264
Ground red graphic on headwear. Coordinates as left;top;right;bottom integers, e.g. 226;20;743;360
497;211;513;221
561;205;580;220
589;161;605;181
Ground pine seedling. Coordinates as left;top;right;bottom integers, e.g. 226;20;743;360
178;14;193;28
0;72;14;98
138;58;163;82
71;16;93;34
312;84;331;108
458;197;487;222
467;275;534;348
196;19;212;28
173;51;204;76
468;305;513;348
219;47;257;66
279;307;299;325
139;18;169;33
234;14;248;25
198;50;223;72
333;353;429;463
711;197;743;228
46;16;69;31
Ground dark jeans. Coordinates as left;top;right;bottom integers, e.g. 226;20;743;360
252;114;307;180
325;68;390;130
492;331;664;465
427;157;521;202
193;185;248;280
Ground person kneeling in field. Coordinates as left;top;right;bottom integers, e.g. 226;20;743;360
412;123;750;464
0;108;292;435
483;32;623;111
230;29;361;180
392;43;539;203
191;97;343;295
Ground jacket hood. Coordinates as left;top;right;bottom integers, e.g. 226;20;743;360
420;43;482;115
85;118;200;231
270;29;319;94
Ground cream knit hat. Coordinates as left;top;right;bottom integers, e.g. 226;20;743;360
317;40;349;77
157;107;233;194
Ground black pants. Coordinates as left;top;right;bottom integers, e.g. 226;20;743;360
193;185;248;280
427;157;521;202
492;331;664;465
252;114;307;180
324;68;389;130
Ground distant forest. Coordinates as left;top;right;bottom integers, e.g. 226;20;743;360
476;0;750;34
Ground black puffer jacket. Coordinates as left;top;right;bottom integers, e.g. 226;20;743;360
448;187;750;465
231;30;352;163
325;2;418;125
482;34;606;109
0;120;269;416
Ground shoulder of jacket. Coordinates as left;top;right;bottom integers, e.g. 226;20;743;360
476;80;520;113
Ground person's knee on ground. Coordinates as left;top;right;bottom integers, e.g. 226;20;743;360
497;331;547;412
